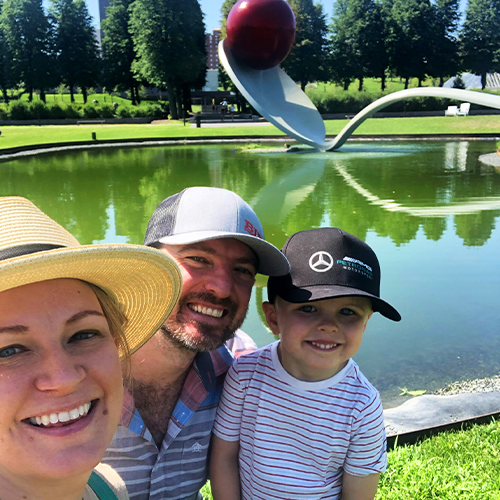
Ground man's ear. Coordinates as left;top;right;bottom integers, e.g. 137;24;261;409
262;301;280;337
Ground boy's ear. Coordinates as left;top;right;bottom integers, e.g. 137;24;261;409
262;301;281;337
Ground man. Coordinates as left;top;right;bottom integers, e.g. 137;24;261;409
103;187;289;500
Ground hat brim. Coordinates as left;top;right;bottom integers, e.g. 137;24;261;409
158;230;289;276
0;245;182;356
275;284;401;322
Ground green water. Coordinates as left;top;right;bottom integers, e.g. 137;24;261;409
2;140;500;406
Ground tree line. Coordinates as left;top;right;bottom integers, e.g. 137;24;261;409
0;0;206;119
222;0;500;92
0;0;498;118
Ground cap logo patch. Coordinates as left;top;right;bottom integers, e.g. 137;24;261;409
309;251;334;273
244;220;262;239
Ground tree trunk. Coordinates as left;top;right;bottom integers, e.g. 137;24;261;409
481;73;487;89
404;77;409;89
417;77;423;87
176;90;183;119
182;83;192;113
135;86;141;104
301;81;306;91
82;87;88;104
130;85;136;106
29;87;33;102
358;77;363;91
343;79;349;90
380;73;386;91
1;87;9;104
166;83;178;119
39;88;46;103
70;85;75;103
439;76;444;87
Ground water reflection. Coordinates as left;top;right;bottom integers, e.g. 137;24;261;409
2;140;499;405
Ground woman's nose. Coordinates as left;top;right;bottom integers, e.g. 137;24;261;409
34;350;86;394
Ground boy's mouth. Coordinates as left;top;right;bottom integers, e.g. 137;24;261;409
308;341;339;351
24;401;96;428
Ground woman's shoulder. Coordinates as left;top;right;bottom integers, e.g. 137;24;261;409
83;463;129;500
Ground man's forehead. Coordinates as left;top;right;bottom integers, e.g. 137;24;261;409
160;238;258;265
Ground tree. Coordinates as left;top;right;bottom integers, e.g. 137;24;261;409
330;0;389;91
101;0;141;105
460;0;500;89
427;0;461;86
281;0;329;90
50;0;100;103
0;0;14;103
385;0;435;87
1;0;54;101
130;0;206;119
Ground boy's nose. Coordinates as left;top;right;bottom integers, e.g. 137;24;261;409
317;315;339;333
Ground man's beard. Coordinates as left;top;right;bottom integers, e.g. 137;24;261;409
160;292;248;352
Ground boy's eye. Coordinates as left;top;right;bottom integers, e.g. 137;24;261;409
0;345;24;358
299;305;317;313
339;308;355;316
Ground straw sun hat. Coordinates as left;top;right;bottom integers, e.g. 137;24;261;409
0;196;182;357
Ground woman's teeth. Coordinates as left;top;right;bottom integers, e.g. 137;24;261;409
310;342;338;350
29;402;92;426
189;304;223;318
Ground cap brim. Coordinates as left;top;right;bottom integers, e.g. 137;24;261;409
0;245;183;356
276;284;401;322
158;231;290;276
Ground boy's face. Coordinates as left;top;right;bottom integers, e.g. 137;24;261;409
263;296;373;382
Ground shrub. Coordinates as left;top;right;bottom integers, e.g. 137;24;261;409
98;104;115;118
62;103;82;119
82;103;100;118
8;101;31;120
116;105;132;118
134;102;163;118
47;103;67;119
28;100;51;119
0;105;8;120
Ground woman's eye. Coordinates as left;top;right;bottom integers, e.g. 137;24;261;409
70;330;99;342
299;305;316;313
0;345;24;358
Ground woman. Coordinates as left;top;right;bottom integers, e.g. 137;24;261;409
0;196;182;500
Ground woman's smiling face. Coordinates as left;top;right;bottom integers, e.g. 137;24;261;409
0;279;123;482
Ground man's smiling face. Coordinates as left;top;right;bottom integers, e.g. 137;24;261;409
158;238;257;352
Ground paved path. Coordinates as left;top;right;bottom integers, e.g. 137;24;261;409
190;121;272;128
384;392;500;435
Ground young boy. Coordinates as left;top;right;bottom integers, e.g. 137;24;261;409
210;227;401;500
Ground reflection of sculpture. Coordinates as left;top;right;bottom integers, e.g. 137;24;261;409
221;0;500;151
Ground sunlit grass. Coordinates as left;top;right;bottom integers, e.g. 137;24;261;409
0;115;498;152
200;420;500;500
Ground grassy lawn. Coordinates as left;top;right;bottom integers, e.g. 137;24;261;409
0;115;498;151
200;420;500;500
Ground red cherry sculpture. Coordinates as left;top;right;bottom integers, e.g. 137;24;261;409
227;0;296;70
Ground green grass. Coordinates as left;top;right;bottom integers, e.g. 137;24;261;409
0;115;498;151
200;420;500;500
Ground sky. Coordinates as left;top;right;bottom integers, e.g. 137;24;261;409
84;0;336;31
84;0;466;32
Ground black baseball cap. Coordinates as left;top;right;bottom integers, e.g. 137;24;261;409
267;227;401;321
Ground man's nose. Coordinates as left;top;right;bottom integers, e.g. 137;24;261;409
203;266;234;298
34;349;86;394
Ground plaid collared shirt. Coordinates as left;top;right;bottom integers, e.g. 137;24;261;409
102;330;256;500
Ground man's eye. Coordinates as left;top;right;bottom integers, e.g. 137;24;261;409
299;305;316;313
187;256;207;263
70;330;99;342
0;345;24;358
236;267;255;277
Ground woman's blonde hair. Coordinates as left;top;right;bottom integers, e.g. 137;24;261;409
87;283;131;378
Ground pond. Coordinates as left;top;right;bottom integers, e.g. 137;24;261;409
2;139;499;407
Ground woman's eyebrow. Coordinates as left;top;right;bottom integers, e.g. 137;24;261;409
0;325;28;334
65;310;105;325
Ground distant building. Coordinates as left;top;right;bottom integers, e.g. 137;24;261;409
444;73;500;90
205;28;221;70
96;0;110;45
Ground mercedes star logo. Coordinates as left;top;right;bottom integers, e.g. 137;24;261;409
309;251;334;273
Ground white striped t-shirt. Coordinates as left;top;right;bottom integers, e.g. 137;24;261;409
212;341;387;500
